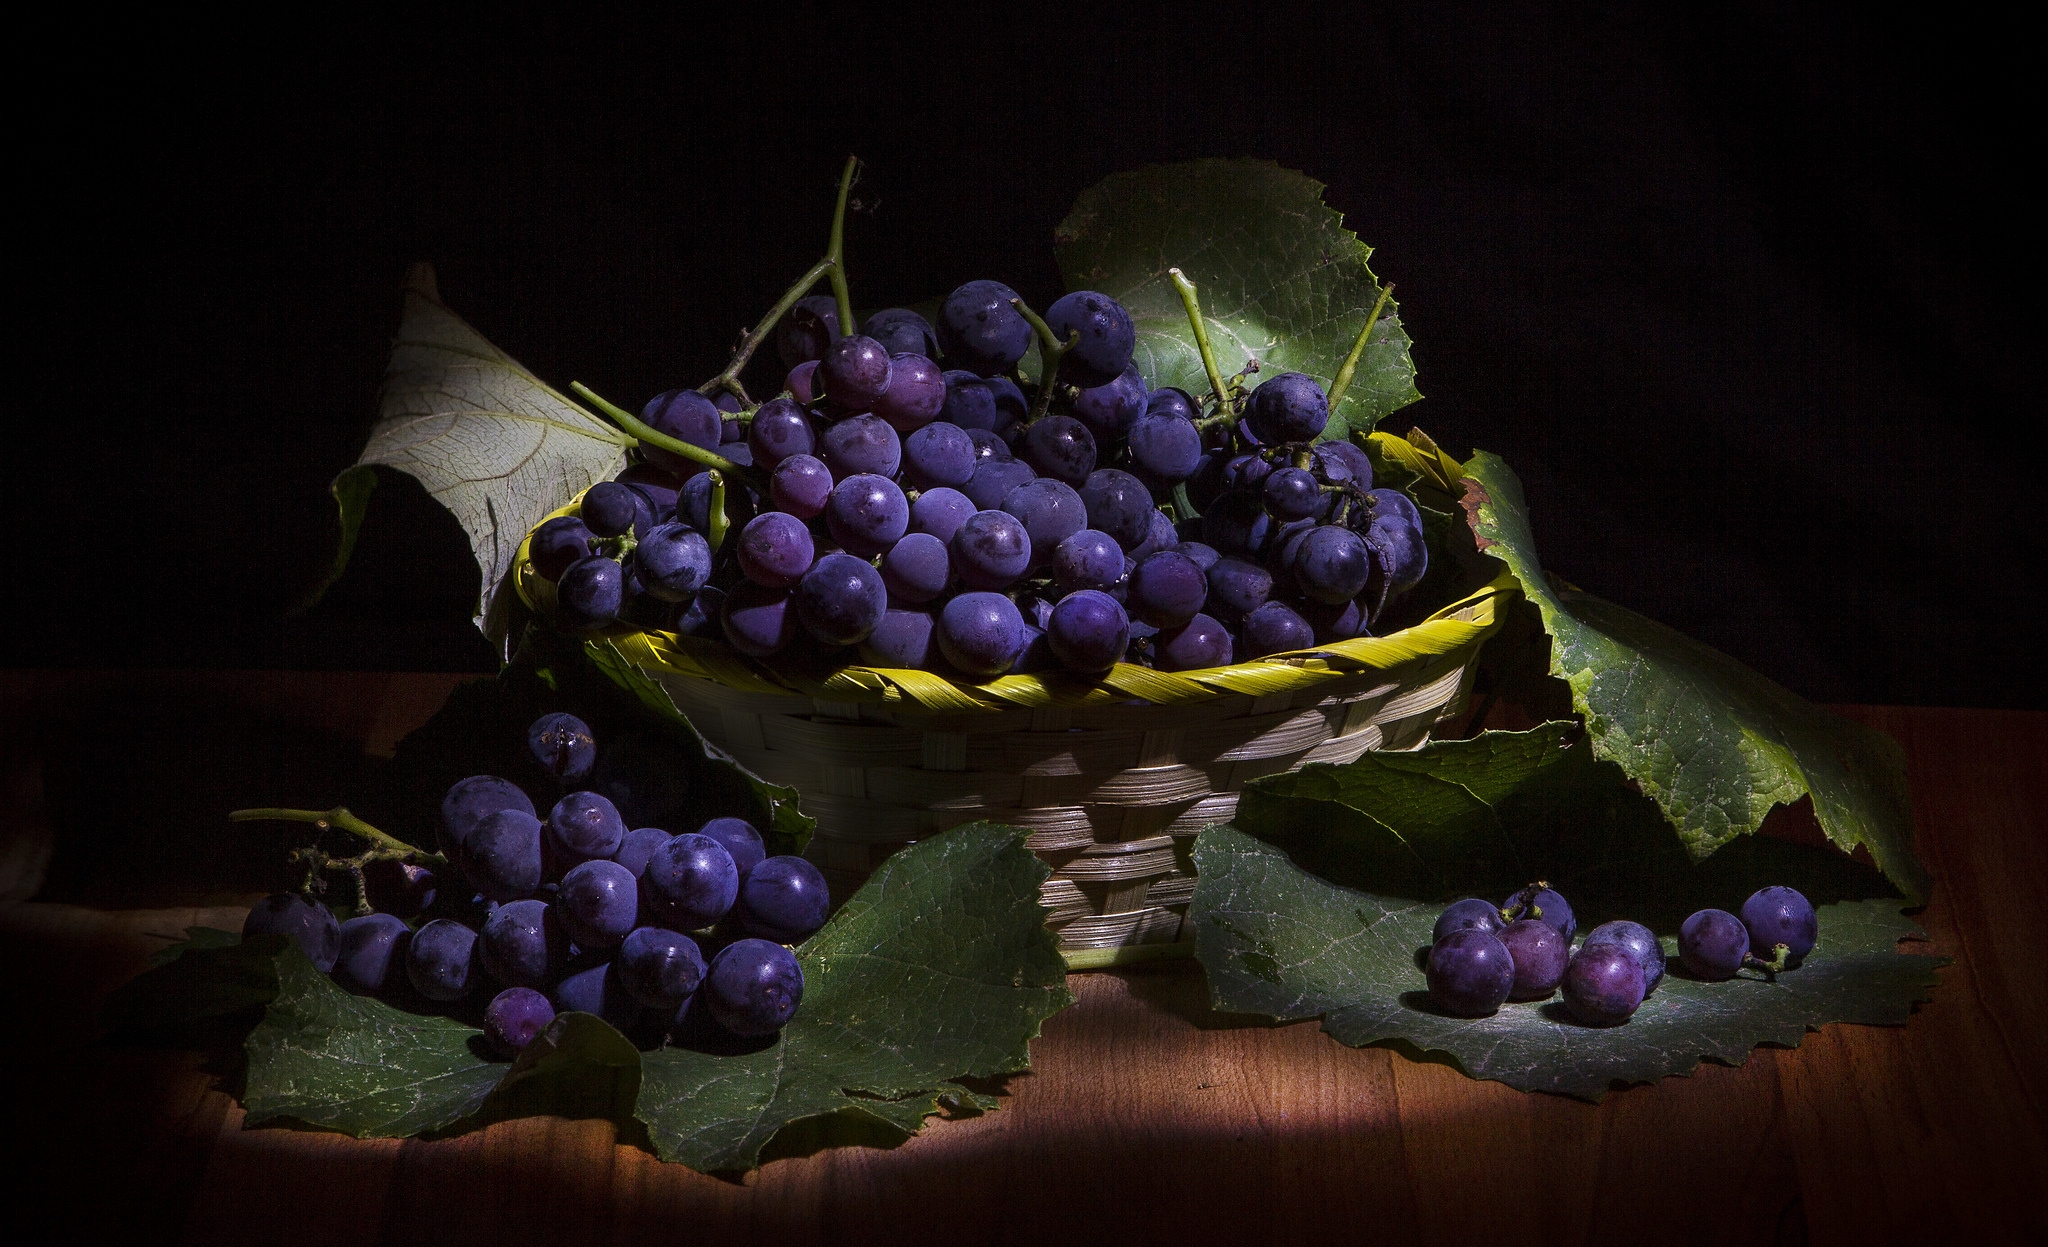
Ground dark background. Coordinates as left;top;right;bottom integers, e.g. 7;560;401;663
5;6;2035;707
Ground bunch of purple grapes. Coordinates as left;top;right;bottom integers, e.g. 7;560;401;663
527;282;1430;679
243;712;826;1057
1424;882;1819;1025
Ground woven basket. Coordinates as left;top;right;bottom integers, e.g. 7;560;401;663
515;435;1512;967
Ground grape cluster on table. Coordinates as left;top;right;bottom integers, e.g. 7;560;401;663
1425;883;1821;1024
530;284;1430;678
243;712;826;1057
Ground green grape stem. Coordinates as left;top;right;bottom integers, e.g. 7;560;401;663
569;382;761;486
1168;268;1234;419
1325;283;1394;413
1746;942;1794;976
706;471;730;553
1010;297;1078;424
233;806;449;900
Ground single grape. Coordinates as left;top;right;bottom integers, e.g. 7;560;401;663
1146;387;1198;421
1741;886;1818;967
721;583;798;657
902;422;976;490
871;352;946;431
1070;363;1148;439
677;585;725;638
530;516;595;582
1301;597;1368;643
1262;468;1323;521
617;463;680;525
633;522;713;601
547;790;627;866
950;510;1033;590
466;808;545;902
1678;909;1750;979
775;295;841;370
861;308;940;358
936;280;1033;376
580;481;646;539
938;370;1012;433
440;776;535;863
962;457;1038;511
818;334;893;409
1502;885;1576;942
483;987;555;1057
613;827;673;878
1313;441;1374;491
1431;897;1504;945
364;859;437;920
1205;557;1274;620
1177;541;1220;573
1245;372;1330;443
746;397;815;466
1241;601;1314;657
555;556;626;631
1126;411;1203;484
697;817;766;879
794;551;888;645
1157;613;1233;671
1131;507;1182;562
550;961;644;1031
1047;590;1131;674
616;926;709;1011
1077;468;1154;552
705;938;805;1036
333;913;410;994
1052;529;1127;596
909;486;976;543
1360;489;1429;611
1425;928;1516;1017
1019;415;1098;486
881;532;953;603
639;390;723;477
1562;944;1646;1025
406;919;481;1002
526;712;596;786
1128;550;1208;628
966;427;1011;464
819;413;902;478
785;359;821;404
1002;477;1087;565
1045;290;1136;387
641;833;740;930
1498;918;1571;1000
1292;527;1374;605
823;473;909;557
244;893;341;973
1581;920;1667;994
769;453;833;519
737;855;831;944
859;607;937;669
734;512;814;589
936;592;1027;678
478;899;569;988
556;859;640;948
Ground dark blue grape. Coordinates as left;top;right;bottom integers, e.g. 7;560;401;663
406;919;481;1002
1001;477;1087;566
1562;944;1646;1025
1045;291;1136;387
769;453;833;519
244;893;341;973
642;833;740;930
639;390;723;478
985;376;1028;425
872;353;946;432
1129;550;1208;628
938;370;1012;433
735;512;814;589
794;552;888;646
477;899;568;988
862;308;940;358
333;913;410;994
1503;886;1576;942
616;926;708;1011
1071;363;1149;439
550;961;643;1031
467;808;545;902
1499;918;1571;1001
527;713;596;786
676;469;756;533
720;583;797;657
1126;411;1203;484
1245;372;1330;443
1241;601;1314;657
614;827;673;878
966;427;1011;465
677;586;724;638
823;473;909;557
902;421;976;490
1146;387;1198;421
775;295;841;369
555;556;626;631
859;607;937;669
738;856;831;944
1052;529;1127;596
909;487;975;543
440;776;534;863
1201;490;1270;556
881;532;952;603
530;516;595;582
547;791;626;866
936;280;1032;376
1131;507;1182;562
1077;468;1154;552
483;987;555;1057
1678;909;1750;979
1313;441;1374;490
617;463;680;524
1177;541;1220;572
950;510;1033;590
1425;928;1515;1016
1292;527;1373;605
1047;590;1130;674
705;939;804;1036
1157;612;1233;670
1262;467;1323;521
697;817;765;879
746;398;815;467
1019;415;1097;486
819;413;902;478
1301;597;1367;643
1582;920;1667;994
963;457;1038;511
1741;887;1818;966
633;523;713;602
557;859;640;948
1431;897;1504;945
364;859;437;920
1205;557;1273;620
937;592;1026;678
1361;489;1429;614
580;481;646;539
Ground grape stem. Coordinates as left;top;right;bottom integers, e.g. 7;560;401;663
706;471;730;553
1010;297;1079;424
698;154;862;404
1325;283;1394;413
1171;480;1202;522
231;806;450;908
1168;268;1233;420
570;382;761;485
1745;942;1793;976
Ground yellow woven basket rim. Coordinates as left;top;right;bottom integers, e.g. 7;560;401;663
512;431;1510;712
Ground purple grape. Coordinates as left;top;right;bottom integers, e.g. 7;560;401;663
1126;411;1203;484
1245;372;1330;443
902;421;976;490
677;585;725;638
936;279;1033;376
1045;290;1136;387
483;987;555;1057
1157;613;1234;671
775;295;841;370
1582;920;1667;994
1130;507;1182;562
639;390;723;477
909;487;975;543
676;469;756;532
963;457;1038;511
1178;541;1220;572
746;397;815;467
1202;491;1272;556
859;607;937;669
633;522;713;601
872;352;946;432
551;961;643;1031
1292;526;1374;605
1052;529;1127;596
613;827;673;878
1146;387;1198;421
818;335;893;409
1002;477;1087;565
527;713;596;785
466;808;545;902
861;308;940;358
440;776;535;864
1741;887;1818;966
580;481;647;539
641;833;740;930
1070;363;1148;439
1498;918;1571;1001
1047;590;1131;674
557;859;640;948
333;913;410;994
1425;928;1516;1017
617;463;680;524
1431;897;1504;945
720;583;798;657
478;899;569;988
950;510;1033;590
530;516;595;582
938;370;1013;433
1313;441;1374;490
705;939;805;1036
966;427;1011;465
735;512;814;589
1679;909;1750;979
1262;467;1323;521
556;556;626;631
616;926;708;1011
244;893;341;973
697;817;765;879
1361;489;1429;613
1502;885;1577;942
547;790;626;866
819;413;902;478
794;551;888;646
1018;415;1097;486
738;855;831;944
785;359;821;404
1241;601;1314;657
1301;597;1368;643
769;453;833;519
937;592;1027;677
881;532;952;603
1129;550;1209;628
1077;468;1155;552
406;919;481;1002
1205;557;1273;620
823;473;909;557
1562;944;1646;1025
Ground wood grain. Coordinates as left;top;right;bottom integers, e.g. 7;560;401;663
1;676;2041;1245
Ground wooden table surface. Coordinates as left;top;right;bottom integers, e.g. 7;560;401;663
1;672;2042;1245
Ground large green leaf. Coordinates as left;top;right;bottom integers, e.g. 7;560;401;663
1460;453;1929;901
1055;159;1418;437
318;264;633;645
636;823;1073;1170
1191;820;1943;1100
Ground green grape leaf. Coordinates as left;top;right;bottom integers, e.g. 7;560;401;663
1055;159;1418;437
1191;818;1944;1099
314;264;633;645
635;823;1074;1171
1460;452;1930;901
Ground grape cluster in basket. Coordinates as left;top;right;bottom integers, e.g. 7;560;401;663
530;281;1429;679
1426;883;1821;1023
242;712;826;1056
